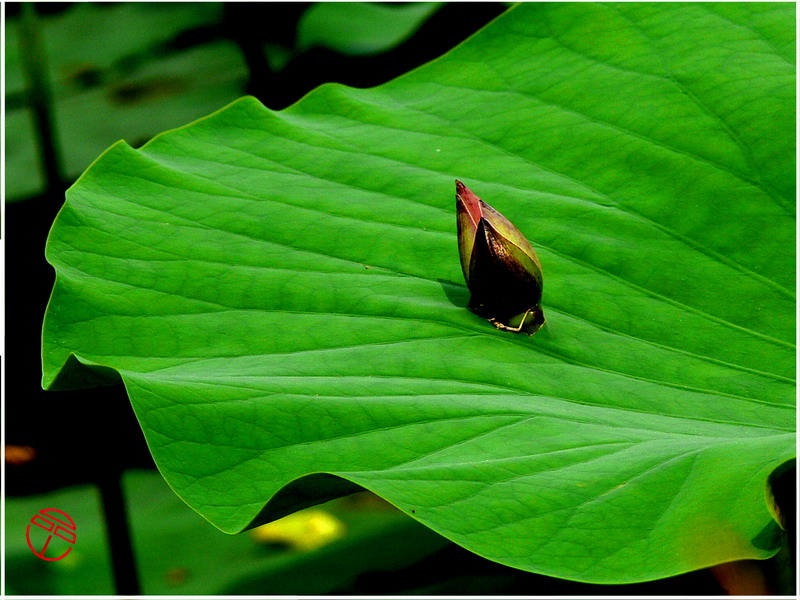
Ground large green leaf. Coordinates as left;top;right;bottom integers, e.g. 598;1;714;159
42;3;794;583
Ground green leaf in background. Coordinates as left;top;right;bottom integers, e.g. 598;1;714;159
42;3;794;583
297;2;444;55
6;3;221;98
5;2;246;201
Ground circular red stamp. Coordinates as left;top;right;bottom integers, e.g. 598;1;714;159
25;508;77;561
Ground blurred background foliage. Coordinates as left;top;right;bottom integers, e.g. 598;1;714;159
3;2;781;595
5;467;735;595
7;470;459;595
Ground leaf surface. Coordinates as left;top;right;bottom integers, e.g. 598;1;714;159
42;3;795;582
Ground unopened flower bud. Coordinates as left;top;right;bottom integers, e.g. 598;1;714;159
456;180;545;335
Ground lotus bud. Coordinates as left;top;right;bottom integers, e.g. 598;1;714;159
456;180;545;335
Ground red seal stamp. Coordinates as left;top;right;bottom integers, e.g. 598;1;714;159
25;508;77;561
